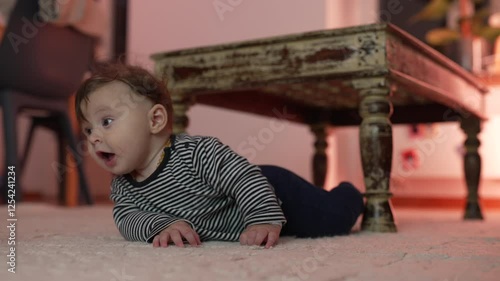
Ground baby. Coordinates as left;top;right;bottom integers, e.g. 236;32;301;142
75;63;364;249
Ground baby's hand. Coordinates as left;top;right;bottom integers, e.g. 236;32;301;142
152;221;201;248
239;223;281;249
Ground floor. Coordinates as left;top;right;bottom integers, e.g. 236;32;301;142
1;203;499;281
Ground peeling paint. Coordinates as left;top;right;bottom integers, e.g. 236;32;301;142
304;47;355;63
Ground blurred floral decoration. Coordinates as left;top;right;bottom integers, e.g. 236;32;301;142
410;0;500;47
401;148;421;172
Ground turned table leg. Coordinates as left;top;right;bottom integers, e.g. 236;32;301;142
359;86;396;232
171;92;193;134
460;116;483;220
310;123;328;188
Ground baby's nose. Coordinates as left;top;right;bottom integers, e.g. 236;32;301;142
89;131;103;144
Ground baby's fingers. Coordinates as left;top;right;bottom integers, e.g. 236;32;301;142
169;230;185;248
240;230;256;246
181;229;201;246
265;231;279;249
159;232;171;247
254;231;268;246
153;235;160;248
196;232;202;245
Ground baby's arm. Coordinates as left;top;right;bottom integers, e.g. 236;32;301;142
193;137;286;247
110;185;200;246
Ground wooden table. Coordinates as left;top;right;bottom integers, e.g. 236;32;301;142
151;23;489;232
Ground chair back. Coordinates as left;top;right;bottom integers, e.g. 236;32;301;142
0;0;95;98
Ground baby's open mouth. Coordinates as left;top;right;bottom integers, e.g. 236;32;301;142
97;151;115;161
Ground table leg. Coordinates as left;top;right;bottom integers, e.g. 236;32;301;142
310;123;328;188
359;88;396;232
460;116;483;220
172;92;192;134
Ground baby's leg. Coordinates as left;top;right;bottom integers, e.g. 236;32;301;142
259;165;364;238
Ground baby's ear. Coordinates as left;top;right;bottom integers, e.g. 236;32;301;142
148;104;168;134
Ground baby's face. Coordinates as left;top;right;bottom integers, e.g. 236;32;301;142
80;81;155;175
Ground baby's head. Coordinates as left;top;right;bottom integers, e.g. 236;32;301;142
75;63;173;175
76;63;172;127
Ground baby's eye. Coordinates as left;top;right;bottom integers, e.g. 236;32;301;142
102;118;113;127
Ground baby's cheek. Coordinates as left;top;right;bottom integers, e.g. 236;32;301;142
87;149;100;163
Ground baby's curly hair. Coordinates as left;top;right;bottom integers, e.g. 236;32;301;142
75;63;173;132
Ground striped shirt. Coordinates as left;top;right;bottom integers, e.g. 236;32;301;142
110;134;287;243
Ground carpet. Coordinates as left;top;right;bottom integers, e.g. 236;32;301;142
1;203;499;281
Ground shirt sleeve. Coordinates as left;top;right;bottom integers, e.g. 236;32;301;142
192;137;287;227
110;179;195;243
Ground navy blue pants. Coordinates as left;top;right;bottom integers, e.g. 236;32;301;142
259;165;364;238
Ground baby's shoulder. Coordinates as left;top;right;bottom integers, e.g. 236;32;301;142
109;175;129;193
174;133;222;150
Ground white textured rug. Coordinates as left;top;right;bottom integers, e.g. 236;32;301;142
1;203;499;281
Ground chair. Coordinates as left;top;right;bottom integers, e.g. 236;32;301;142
0;0;93;205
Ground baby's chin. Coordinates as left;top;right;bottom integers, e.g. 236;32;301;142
97;163;132;176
